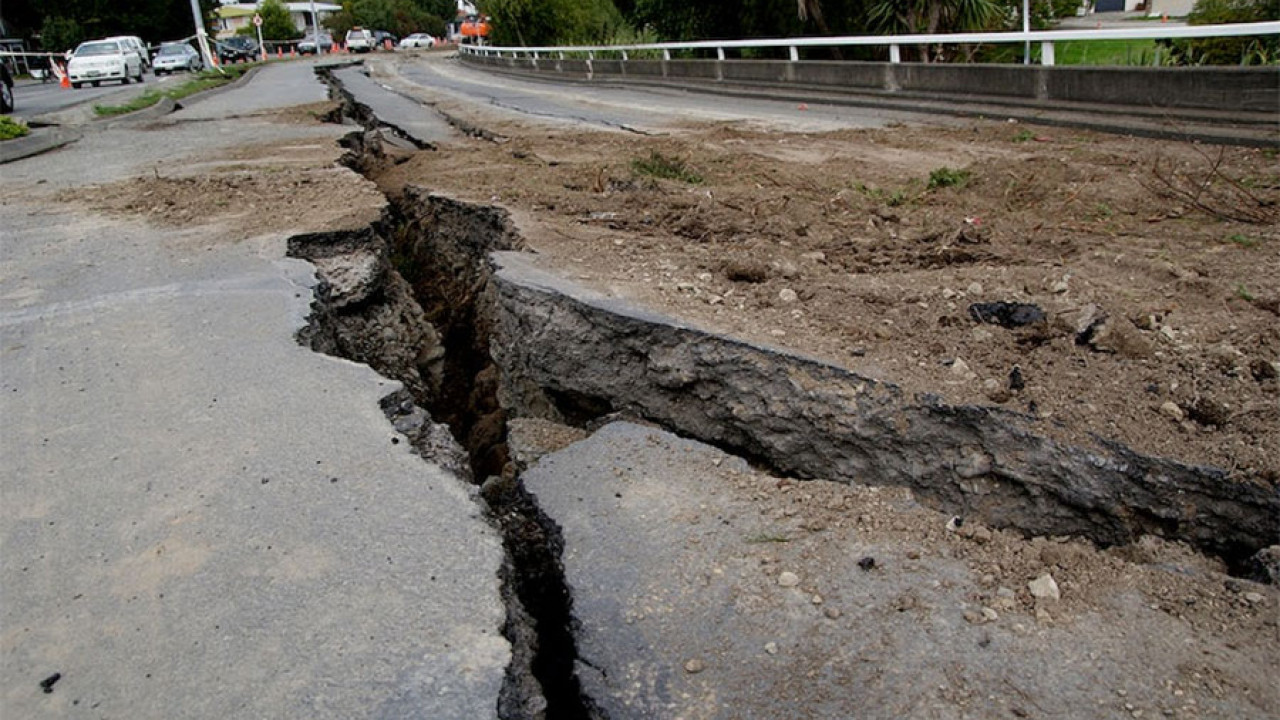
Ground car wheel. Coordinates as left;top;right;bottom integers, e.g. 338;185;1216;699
92;81;100;87
122;75;130;84
72;81;83;89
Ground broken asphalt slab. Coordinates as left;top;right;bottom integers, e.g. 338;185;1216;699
0;61;510;717
520;420;1279;719
329;64;457;148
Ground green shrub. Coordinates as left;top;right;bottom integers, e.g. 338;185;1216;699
1161;0;1280;65
0;116;30;141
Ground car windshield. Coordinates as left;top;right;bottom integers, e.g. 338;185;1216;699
76;42;121;57
158;45;188;56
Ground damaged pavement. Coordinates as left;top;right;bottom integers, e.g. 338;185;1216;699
3;56;1278;719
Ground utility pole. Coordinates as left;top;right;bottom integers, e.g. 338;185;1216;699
188;0;220;72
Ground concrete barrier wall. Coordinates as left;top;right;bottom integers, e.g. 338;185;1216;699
461;54;1279;113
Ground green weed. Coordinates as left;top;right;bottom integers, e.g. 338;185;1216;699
631;151;703;184
927;167;971;190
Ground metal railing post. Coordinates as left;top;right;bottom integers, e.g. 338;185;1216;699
1040;41;1055;66
890;44;901;63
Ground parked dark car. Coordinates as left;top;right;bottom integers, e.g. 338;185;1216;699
217;36;260;63
297;33;334;55
371;30;399;50
1;64;13;113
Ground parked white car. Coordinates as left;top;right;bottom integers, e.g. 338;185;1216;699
68;39;144;88
345;27;374;53
106;35;150;69
153;43;203;75
398;33;437;49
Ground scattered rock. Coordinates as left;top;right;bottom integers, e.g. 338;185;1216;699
1243;592;1264;605
764;642;779;655
772;259;800;279
722;259;770;283
824;607;841;619
963;609;985;624
1249;358;1278;382
966;282;984;296
777;571;801;587
969;302;1046;329
683;658;705;674
778;288;799;304
1246;545;1280;585
1028;573;1061;601
1187;397;1230;427
800;251;826;263
39;672;61;694
950;357;976;380
982;607;999;622
1008;365;1025;391
1159;401;1185;422
857;556;876;571
811;594;824;605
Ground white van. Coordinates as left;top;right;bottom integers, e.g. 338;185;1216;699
67;39;144;87
106;35;150;68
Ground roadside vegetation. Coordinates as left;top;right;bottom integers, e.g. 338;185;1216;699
0;116;30;141
93;65;254;117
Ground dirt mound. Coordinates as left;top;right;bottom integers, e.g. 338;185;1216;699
375;119;1280;483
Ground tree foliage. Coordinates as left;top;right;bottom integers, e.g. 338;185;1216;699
256;0;304;41
17;0;219;51
324;0;449;38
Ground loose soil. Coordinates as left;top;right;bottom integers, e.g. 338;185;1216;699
373;113;1280;484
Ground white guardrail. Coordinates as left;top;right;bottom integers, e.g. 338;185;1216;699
460;21;1280;66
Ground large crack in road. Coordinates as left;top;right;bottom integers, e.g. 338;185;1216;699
280;65;1279;719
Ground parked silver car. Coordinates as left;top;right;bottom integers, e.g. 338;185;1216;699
153;43;203;75
68;39;145;88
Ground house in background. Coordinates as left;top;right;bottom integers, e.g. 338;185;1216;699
214;3;342;39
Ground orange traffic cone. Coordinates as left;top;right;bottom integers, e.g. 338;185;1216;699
277;47;283;59
60;73;70;89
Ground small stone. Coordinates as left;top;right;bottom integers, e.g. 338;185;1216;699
982;607;999;622
764;642;779;655
1243;592;1264;604
778;288;799;304
857;556;876;571
966;282;984;296
971;526;993;544
963;609;985;624
683;658;705;674
777;571;801;587
1028;573;1061;601
811;594;824;605
906;550;921;560
1159;401;1184;422
824;607;841;619
1050;278;1070;294
1250;358;1279;381
1034;606;1053;623
773;260;800;279
800;251;826;262
950;358;975;380
970;326;994;343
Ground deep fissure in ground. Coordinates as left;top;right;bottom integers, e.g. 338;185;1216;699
287;152;598;718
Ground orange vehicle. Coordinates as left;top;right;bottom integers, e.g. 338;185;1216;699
459;16;491;42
